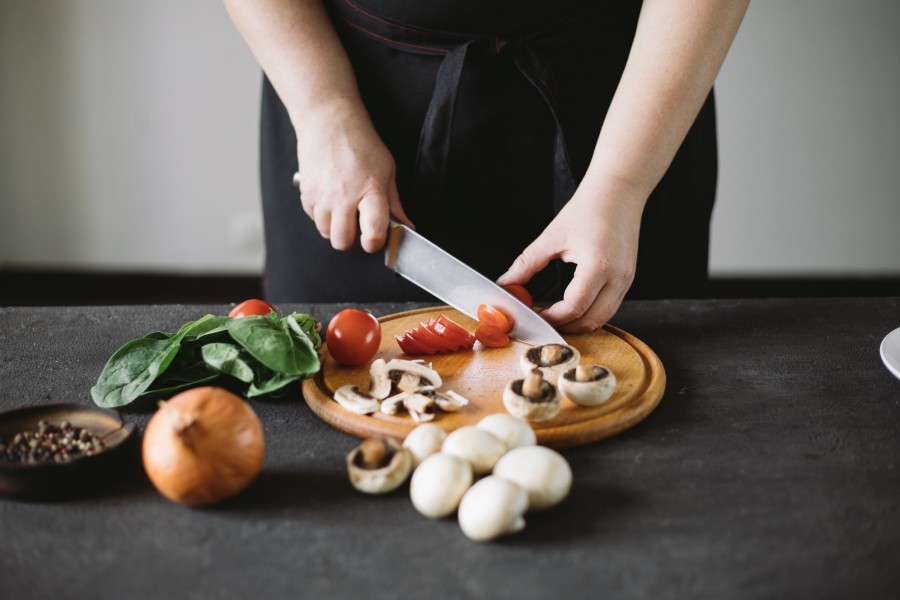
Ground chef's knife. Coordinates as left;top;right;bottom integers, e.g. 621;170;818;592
385;221;565;346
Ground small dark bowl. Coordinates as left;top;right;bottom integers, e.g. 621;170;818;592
0;403;139;501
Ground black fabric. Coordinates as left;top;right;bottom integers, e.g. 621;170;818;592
259;0;718;304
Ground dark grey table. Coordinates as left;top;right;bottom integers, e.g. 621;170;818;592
1;298;898;599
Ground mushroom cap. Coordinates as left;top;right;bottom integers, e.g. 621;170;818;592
458;476;528;542
410;452;473;519
403;423;447;467
346;437;413;494
558;365;617;407
441;426;507;476
502;379;561;422
519;344;581;385
493;445;572;510
476;414;536;451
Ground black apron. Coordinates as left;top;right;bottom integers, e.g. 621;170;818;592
259;0;717;304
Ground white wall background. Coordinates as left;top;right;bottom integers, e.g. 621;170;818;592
2;1;898;277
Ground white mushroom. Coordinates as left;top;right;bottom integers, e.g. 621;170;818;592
333;384;380;415
383;358;442;391
502;369;561;422
520;344;580;385
558;364;617;407
403;423;447;467
368;358;392;400
346;437;412;494
493;445;572;510
457;476;529;542
441;426;507;476
410;453;473;518
476;414;536;451
403;393;437;422
432;389;469;412
379;392;408;416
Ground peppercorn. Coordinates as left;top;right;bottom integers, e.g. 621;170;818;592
0;421;107;465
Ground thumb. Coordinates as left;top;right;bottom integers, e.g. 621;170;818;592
496;233;560;286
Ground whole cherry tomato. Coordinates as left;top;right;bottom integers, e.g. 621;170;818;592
229;299;276;319
326;309;382;366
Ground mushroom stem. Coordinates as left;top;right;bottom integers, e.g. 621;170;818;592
575;364;595;382
357;437;391;469
522;369;545;398
541;344;563;365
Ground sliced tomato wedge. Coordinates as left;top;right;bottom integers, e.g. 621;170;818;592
474;324;509;348
396;333;435;355
430;320;474;350
477;304;513;333
502;284;534;309
436;314;477;346
412;322;460;352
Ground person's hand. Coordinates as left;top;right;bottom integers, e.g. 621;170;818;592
496;185;644;333
295;101;414;253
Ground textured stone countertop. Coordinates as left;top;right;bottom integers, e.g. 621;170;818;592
1;298;898;599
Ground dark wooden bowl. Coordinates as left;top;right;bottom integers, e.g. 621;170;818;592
0;404;139;500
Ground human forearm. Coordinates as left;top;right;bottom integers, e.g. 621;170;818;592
585;0;750;203
223;0;365;129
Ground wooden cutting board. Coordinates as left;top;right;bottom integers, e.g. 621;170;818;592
302;306;665;449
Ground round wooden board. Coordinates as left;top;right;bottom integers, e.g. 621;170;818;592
302;306;666;449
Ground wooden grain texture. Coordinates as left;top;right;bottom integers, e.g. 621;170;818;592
302;306;666;448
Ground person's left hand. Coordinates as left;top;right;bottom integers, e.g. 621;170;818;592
496;185;644;333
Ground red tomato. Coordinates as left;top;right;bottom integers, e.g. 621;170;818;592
502;284;534;309
326;309;382;366
229;299;276;319
395;333;434;355
474;324;509;348
436;314;477;346
404;330;441;354
413;322;460;352
477;304;513;333
430;320;474;350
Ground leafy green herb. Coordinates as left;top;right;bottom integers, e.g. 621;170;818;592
91;312;322;407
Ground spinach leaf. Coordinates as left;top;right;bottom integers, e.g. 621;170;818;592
247;371;300;398
202;343;256;383
226;315;320;377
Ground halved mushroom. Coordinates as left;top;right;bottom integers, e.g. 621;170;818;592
346;436;412;494
334;384;380;415
384;358;442;391
520;344;580;385
502;369;561;422
558;364;617;407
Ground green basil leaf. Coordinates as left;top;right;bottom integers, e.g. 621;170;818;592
201;343;256;383
285;312;323;349
226;315;320;377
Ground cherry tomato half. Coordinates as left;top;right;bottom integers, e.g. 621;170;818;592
502;284;534;309
326;309;382;366
396;333;434;355
477;304;513;333
436;314;477;347
474;324;509;348
229;299;277;319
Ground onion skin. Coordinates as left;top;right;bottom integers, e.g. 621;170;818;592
142;387;265;506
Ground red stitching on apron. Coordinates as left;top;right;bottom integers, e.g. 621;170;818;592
338;15;449;54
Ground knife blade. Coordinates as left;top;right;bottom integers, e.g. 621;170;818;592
385;221;565;346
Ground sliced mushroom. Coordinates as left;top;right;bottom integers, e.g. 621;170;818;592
380;392;408;416
520;344;580;385
558;364;617;407
427;389;469;412
458;476;529;542
333;384;380;415
368;358;392;400
502;369;561;422
346;436;412;494
403;393;437;423
384;358;442;391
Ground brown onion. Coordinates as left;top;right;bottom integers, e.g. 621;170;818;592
142;387;265;506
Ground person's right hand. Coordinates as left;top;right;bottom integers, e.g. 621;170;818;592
295;101;414;253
